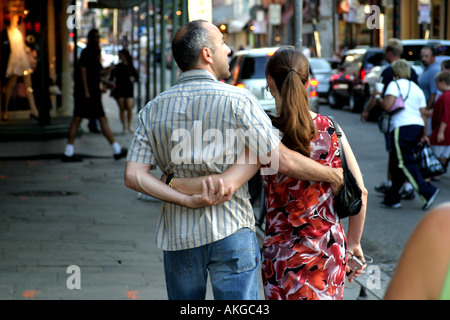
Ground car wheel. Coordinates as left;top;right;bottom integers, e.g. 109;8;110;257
348;94;355;111
329;89;344;109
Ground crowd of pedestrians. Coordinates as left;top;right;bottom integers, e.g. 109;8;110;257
362;39;449;211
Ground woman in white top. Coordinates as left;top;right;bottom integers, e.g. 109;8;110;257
374;59;439;210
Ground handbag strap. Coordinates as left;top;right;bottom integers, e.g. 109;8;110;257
327;116;348;171
394;80;411;102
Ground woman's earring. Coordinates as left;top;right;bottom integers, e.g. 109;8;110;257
265;84;274;100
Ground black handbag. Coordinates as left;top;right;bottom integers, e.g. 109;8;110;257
328;116;363;219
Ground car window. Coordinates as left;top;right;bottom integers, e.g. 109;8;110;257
309;59;332;72
403;44;450;62
229;56;238;72
402;45;423;62
342;53;362;68
240;56;269;79
365;52;385;68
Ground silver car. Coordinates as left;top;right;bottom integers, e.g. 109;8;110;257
309;57;333;100
226;47;319;116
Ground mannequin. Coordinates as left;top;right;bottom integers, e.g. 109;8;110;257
1;11;38;121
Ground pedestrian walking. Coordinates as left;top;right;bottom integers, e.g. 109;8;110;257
419;46;441;111
124;21;343;300
109;49;138;134
62;29;127;162
375;59;439;210
419;46;441;138
165;47;367;300
361;39;417;200
430;71;450;178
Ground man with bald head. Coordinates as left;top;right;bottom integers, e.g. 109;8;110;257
125;20;343;300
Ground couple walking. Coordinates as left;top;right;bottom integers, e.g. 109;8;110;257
125;20;367;300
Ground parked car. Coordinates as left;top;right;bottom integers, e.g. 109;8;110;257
329;47;385;112
226;47;320;116
309;57;333;102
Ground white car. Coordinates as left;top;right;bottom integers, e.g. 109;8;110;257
226;47;320;116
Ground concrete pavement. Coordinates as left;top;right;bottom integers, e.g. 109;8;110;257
0;94;420;300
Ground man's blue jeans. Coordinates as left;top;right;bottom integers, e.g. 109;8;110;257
163;228;260;300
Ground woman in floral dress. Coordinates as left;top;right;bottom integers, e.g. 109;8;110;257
260;47;367;300
261;115;349;300
166;47;367;300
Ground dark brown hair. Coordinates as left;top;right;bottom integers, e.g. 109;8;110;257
265;47;317;157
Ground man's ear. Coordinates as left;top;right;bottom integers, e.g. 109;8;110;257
201;47;213;64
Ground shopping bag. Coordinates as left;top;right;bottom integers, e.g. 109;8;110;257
415;143;446;179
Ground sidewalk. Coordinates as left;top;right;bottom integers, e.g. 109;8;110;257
0;95;388;300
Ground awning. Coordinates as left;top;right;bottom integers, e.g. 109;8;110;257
228;13;250;33
88;0;147;9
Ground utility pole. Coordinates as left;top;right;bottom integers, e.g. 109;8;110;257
294;0;303;50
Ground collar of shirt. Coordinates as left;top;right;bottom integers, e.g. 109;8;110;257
175;69;218;85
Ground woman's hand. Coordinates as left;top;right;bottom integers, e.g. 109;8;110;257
345;244;366;283
419;134;430;146
183;177;234;209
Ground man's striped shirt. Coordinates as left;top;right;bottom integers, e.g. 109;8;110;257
127;69;280;251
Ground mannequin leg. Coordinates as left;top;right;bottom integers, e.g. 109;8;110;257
23;75;38;117
2;75;18;120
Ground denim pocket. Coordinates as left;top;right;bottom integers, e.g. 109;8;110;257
215;228;258;273
164;249;193;275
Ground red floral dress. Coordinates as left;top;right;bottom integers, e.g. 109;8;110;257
261;114;347;300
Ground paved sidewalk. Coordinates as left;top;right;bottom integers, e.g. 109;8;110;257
0;95;387;300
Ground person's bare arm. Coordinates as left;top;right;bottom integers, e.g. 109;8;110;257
276;143;344;195
378;94;396;113
125;162;233;208
384;203;450;300
437;121;447;143
361;94;377;123
166;148;260;195
427;93;436;110
338;126;368;281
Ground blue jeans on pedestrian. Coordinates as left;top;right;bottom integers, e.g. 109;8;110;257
163;228;260;300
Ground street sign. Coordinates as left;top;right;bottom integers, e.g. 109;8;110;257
188;0;212;23
269;4;281;26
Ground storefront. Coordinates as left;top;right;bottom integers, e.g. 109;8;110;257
0;0;72;126
400;0;450;40
335;0;450;54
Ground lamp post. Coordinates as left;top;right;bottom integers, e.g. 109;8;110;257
294;0;303;50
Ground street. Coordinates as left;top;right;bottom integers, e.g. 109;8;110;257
0;93;448;300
